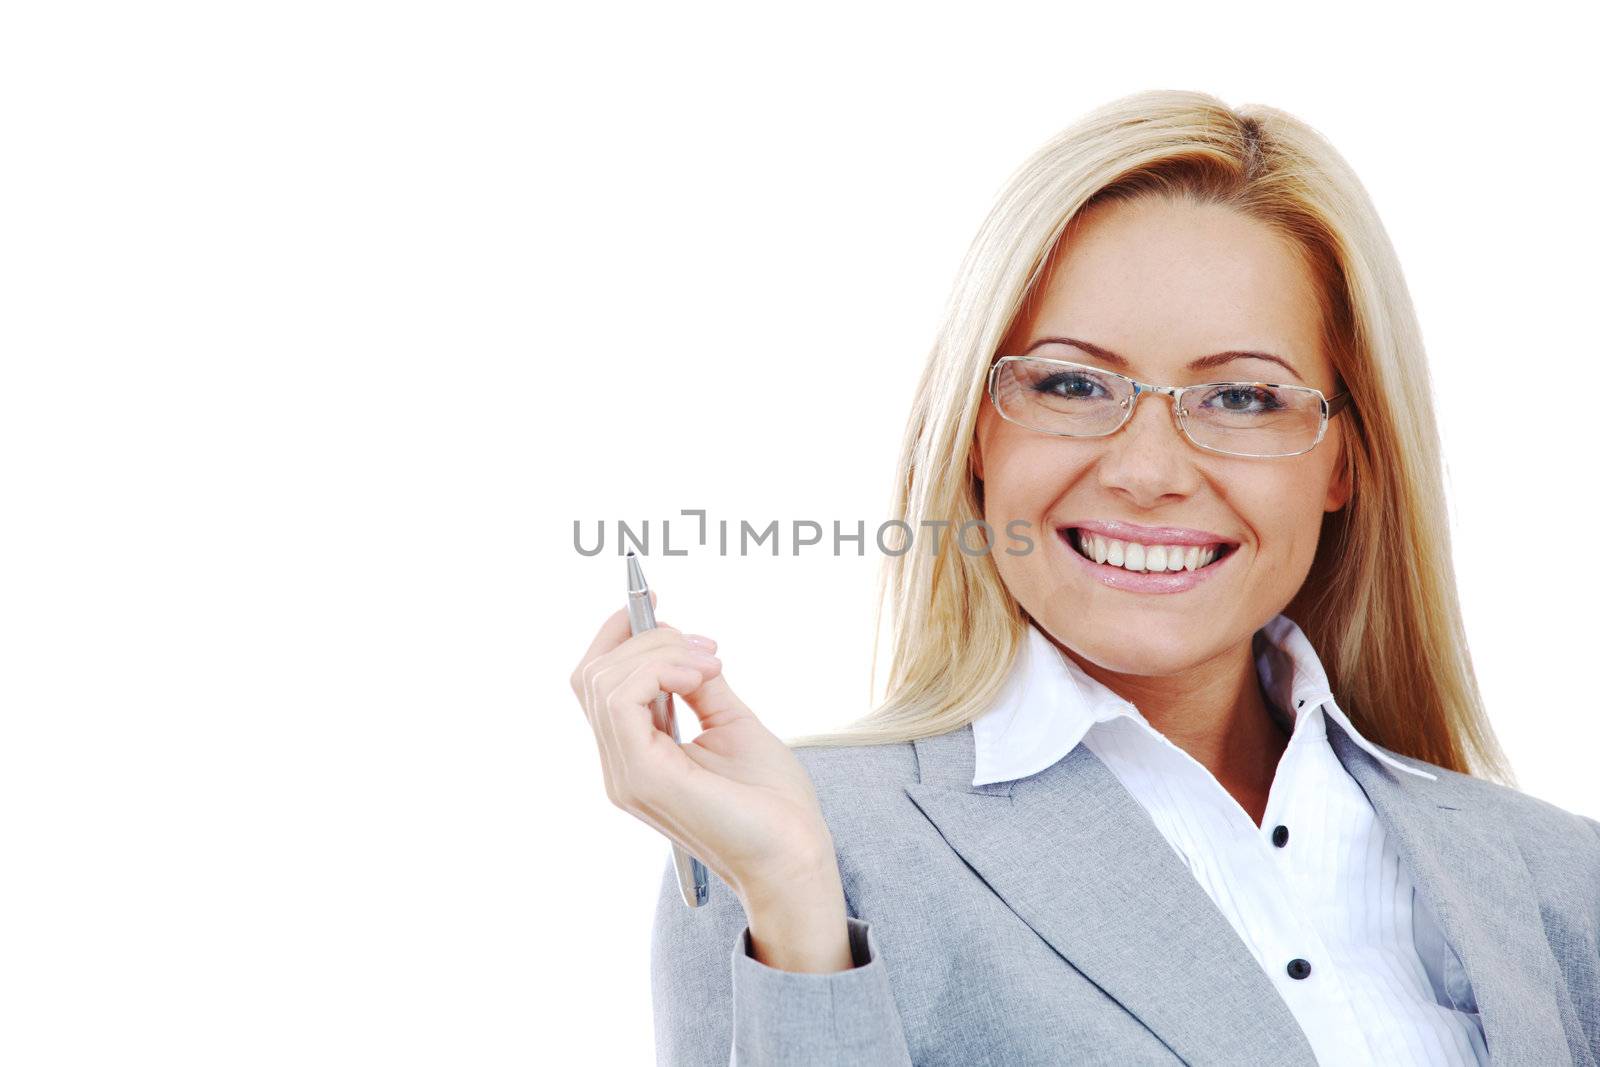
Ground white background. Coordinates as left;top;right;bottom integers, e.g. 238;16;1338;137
4;2;1595;1063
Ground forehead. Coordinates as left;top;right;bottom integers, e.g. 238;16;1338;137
1009;197;1325;371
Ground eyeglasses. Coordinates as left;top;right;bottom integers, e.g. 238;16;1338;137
987;351;1352;459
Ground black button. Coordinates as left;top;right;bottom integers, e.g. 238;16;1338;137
1272;824;1289;848
1287;958;1312;980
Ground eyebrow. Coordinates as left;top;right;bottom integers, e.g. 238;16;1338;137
1022;336;1306;384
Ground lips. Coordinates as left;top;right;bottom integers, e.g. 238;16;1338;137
1054;522;1239;594
1066;518;1237;548
1062;527;1234;573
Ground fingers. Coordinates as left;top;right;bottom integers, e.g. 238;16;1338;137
590;650;724;813
605;655;721;750
570;610;681;700
578;631;718;733
676;671;752;731
572;624;698;711
571;603;751;833
573;590;662;677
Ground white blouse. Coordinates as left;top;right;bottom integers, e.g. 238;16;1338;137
971;614;1489;1065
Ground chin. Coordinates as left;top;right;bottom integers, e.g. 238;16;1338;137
1032;606;1232;678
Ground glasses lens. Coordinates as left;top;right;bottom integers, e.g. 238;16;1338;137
992;357;1129;436
1181;383;1325;457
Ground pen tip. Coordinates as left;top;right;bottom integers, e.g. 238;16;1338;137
626;552;647;593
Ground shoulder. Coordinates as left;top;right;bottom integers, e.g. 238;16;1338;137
791;738;920;785
1391;745;1598;841
1377;744;1600;897
788;739;922;839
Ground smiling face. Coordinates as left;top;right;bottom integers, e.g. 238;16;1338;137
974;194;1351;678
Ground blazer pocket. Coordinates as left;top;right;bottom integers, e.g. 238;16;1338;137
1412;887;1479;1014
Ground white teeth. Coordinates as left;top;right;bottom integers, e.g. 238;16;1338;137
1070;531;1226;574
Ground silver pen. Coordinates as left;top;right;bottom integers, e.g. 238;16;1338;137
626;551;711;909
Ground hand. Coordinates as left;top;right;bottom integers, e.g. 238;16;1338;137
571;598;839;912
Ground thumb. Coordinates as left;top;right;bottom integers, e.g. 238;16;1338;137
678;671;754;730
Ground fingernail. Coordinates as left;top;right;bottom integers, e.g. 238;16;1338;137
683;634;716;650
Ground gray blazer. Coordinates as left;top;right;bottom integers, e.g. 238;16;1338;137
650;717;1600;1065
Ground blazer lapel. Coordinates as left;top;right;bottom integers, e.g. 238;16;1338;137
905;724;1319;1065
1326;718;1586;1067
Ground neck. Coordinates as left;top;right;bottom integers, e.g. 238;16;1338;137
1057;638;1290;827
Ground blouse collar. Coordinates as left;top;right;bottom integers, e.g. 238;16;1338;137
971;613;1437;787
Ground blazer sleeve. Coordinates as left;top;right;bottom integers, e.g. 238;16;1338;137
649;852;913;1066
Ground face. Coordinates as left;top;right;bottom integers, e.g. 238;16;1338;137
973;195;1350;680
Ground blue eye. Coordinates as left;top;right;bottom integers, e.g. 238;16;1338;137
1198;385;1284;414
1033;372;1107;399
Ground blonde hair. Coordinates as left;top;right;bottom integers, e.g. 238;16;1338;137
785;90;1514;786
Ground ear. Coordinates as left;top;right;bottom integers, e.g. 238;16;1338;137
1324;434;1353;513
971;397;995;483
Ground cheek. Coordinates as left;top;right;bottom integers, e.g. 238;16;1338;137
978;436;1089;525
1242;467;1329;575
979;438;1090;605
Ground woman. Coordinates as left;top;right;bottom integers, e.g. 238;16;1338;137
571;91;1600;1065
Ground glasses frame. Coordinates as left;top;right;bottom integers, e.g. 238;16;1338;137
986;354;1353;459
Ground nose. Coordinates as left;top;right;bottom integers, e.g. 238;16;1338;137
1093;389;1202;507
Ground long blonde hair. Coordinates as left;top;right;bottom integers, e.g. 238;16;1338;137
786;90;1513;785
